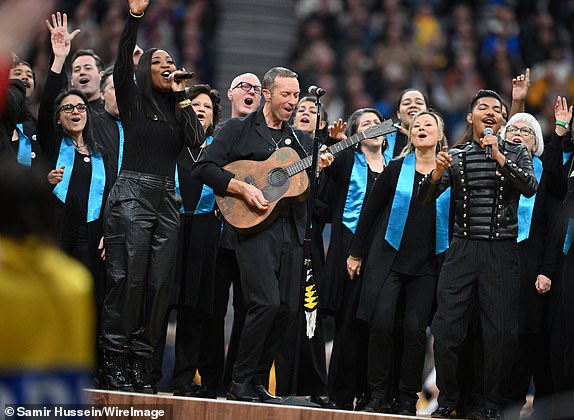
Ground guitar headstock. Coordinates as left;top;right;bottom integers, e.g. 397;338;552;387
363;118;396;139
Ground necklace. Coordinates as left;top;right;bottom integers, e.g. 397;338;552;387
72;139;89;154
187;146;203;164
270;129;283;150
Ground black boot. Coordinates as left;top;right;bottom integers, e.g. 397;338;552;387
100;352;133;392
127;357;154;394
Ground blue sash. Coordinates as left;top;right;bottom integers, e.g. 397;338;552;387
385;153;450;253
52;137;106;222
175;136;215;215
564;218;574;255
342;151;368;233
15;123;32;166
517;156;543;242
116;120;124;175
436;187;451;254
385;153;415;250
563;151;573;166
383;129;398;165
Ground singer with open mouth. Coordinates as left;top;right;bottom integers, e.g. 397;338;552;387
98;0;205;393
418;89;537;419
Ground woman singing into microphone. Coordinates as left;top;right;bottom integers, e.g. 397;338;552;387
99;0;204;393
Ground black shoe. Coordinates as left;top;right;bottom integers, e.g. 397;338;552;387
432;406;458;418
126;357;154;394
173;383;202;397
485;408;504;419
309;395;332;408
100;352;134;392
252;385;283;402
192;385;217;399
323;399;353;410
398;399;417;415
227;381;260;402
354;392;370;411
362;398;384;413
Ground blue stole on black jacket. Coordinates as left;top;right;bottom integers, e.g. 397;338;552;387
342;151;368;233
563;152;574;254
383;127;401;165
385;153;451;254
116;120;124;175
52;137;106;223
517;156;543;243
175;136;215;215
15;123;32;166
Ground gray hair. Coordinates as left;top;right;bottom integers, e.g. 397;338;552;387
501;112;544;157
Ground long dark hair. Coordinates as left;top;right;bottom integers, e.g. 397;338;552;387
186;84;222;137
53;88;98;154
135;48;170;122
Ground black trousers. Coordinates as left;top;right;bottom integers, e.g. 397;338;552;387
327;272;369;404
368;270;437;404
100;170;180;358
274;311;328;396
196;246;246;391
232;216;302;385
432;238;519;409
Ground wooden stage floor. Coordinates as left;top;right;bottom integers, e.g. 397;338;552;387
86;389;422;419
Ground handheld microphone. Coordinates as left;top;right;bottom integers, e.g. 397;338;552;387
169;71;195;82
308;85;326;97
483;127;493;160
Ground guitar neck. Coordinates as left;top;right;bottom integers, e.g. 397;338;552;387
285;131;367;177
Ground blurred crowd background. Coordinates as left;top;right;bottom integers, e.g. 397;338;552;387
19;0;574;142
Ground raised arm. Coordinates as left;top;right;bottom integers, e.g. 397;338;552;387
509;68;530;118
37;13;80;160
114;1;149;116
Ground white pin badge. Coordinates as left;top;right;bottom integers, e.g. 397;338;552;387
84;156;91;163
284;138;292;145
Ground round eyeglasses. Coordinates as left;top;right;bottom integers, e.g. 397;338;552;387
232;81;262;95
506;125;534;136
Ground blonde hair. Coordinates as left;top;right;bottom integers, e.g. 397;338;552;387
398;110;446;158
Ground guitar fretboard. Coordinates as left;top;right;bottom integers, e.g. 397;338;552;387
285;130;368;176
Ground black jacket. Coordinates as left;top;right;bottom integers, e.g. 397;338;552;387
419;139;537;240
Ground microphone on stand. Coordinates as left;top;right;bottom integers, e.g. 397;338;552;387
483;127;493;160
308;85;326;97
169;71;195;81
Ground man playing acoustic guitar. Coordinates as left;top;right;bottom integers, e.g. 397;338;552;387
192;67;334;403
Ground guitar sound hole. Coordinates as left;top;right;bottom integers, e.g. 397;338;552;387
268;168;288;187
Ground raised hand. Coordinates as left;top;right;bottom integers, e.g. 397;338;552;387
328;118;347;141
431;146;452;182
555;96;573;124
45;12;80;59
511;68;530;103
129;0;150;15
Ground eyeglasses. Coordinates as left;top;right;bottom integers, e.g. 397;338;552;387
506;125;534;136
58;103;88;114
232;81;262;95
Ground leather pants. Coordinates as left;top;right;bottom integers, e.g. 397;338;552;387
100;170;181;358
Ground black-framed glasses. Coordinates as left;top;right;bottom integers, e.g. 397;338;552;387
506;125;534;136
232;81;262;94
58;103;88;114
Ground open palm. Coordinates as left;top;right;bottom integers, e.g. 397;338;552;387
45;12;80;59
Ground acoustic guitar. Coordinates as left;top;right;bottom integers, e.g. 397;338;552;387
215;119;396;233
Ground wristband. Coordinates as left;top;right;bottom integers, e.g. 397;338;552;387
178;99;192;109
556;120;569;129
129;10;144;18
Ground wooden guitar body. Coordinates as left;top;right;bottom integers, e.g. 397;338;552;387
215;147;309;234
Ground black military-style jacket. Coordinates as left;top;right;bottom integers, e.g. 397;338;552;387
419;139;538;240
